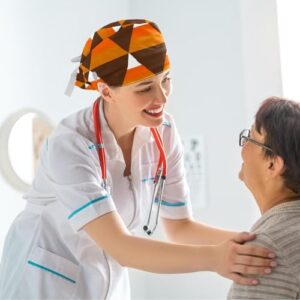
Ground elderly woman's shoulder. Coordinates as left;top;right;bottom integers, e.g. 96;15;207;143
250;201;300;259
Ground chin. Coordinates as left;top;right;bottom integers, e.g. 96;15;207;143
151;118;164;127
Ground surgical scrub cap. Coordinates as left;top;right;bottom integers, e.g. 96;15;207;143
74;19;170;90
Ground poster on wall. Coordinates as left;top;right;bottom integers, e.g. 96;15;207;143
182;135;206;208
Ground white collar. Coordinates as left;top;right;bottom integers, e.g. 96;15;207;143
97;98;155;162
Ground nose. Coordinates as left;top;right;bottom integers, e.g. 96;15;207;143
154;85;168;104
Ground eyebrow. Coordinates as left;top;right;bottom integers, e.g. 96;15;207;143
135;80;153;87
135;72;170;87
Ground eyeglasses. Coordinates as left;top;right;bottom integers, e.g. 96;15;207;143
239;129;273;152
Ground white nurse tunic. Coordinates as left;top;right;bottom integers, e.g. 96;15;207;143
0;99;192;299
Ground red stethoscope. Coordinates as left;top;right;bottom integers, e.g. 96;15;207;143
92;98;167;235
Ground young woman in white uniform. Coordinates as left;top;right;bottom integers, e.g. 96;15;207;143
0;19;277;299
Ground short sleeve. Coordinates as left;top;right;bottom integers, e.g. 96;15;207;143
227;233;299;299
45;132;116;231
159;116;193;219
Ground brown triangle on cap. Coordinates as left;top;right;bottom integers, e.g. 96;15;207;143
76;69;88;83
93;54;128;86
123;19;146;25
81;52;91;69
131;43;167;75
109;24;133;52
149;22;161;33
103;21;121;28
91;32;103;50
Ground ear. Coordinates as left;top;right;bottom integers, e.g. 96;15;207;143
97;83;115;103
267;155;285;178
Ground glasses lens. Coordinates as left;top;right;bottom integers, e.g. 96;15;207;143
239;129;249;146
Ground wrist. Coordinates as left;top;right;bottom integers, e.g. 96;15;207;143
196;245;218;272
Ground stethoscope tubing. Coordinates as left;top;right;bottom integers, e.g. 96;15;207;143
92;98;167;235
93;99;108;189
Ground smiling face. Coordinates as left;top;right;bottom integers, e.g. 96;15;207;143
102;70;172;129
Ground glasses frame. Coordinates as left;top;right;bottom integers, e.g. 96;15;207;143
239;129;273;152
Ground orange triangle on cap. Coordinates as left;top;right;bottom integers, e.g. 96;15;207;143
129;24;164;53
82;38;92;57
164;55;171;70
123;65;155;85
80;64;89;74
90;39;128;70
98;27;116;39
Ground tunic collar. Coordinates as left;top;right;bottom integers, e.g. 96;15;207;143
97;98;155;162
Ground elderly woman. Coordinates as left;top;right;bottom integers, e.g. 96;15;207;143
228;96;300;299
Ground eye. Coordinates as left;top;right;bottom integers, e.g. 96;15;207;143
137;86;152;93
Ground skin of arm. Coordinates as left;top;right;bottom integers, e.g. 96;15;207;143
162;217;237;245
84;211;276;284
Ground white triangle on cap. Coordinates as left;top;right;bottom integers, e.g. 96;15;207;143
127;54;141;69
133;23;146;28
88;71;98;82
112;26;121;32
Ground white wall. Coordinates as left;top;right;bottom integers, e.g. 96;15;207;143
0;1;282;299
276;0;300;99
240;0;283;125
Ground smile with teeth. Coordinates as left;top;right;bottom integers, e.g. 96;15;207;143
144;107;164;116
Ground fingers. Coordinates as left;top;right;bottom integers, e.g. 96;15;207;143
232;264;272;276
234;254;276;268
232;232;256;244
229;273;258;286
237;244;276;258
215;238;276;285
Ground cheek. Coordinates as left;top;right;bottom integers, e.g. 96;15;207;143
240;147;265;188
241;145;248;163
123;93;146;111
164;82;172;96
240;146;252;178
132;95;153;110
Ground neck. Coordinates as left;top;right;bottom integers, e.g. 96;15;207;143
103;100;135;149
254;184;300;214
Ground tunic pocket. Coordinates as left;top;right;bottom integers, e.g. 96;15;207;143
25;246;79;299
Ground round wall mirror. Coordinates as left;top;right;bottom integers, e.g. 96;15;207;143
0;109;53;192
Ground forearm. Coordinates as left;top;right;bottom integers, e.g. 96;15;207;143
114;234;215;273
85;212;276;285
85;212;216;274
163;218;237;245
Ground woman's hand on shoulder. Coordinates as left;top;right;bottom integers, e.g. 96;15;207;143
212;231;277;285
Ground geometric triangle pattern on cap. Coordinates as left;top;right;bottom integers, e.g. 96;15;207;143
149;22;161;33
127;53;142;69
109;24;133;52
81;52;91;70
131;43;167;74
93;54;128;86
91;32;103;51
74;19;169;90
103;20;122;28
112;26;121;32
123;19;147;26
